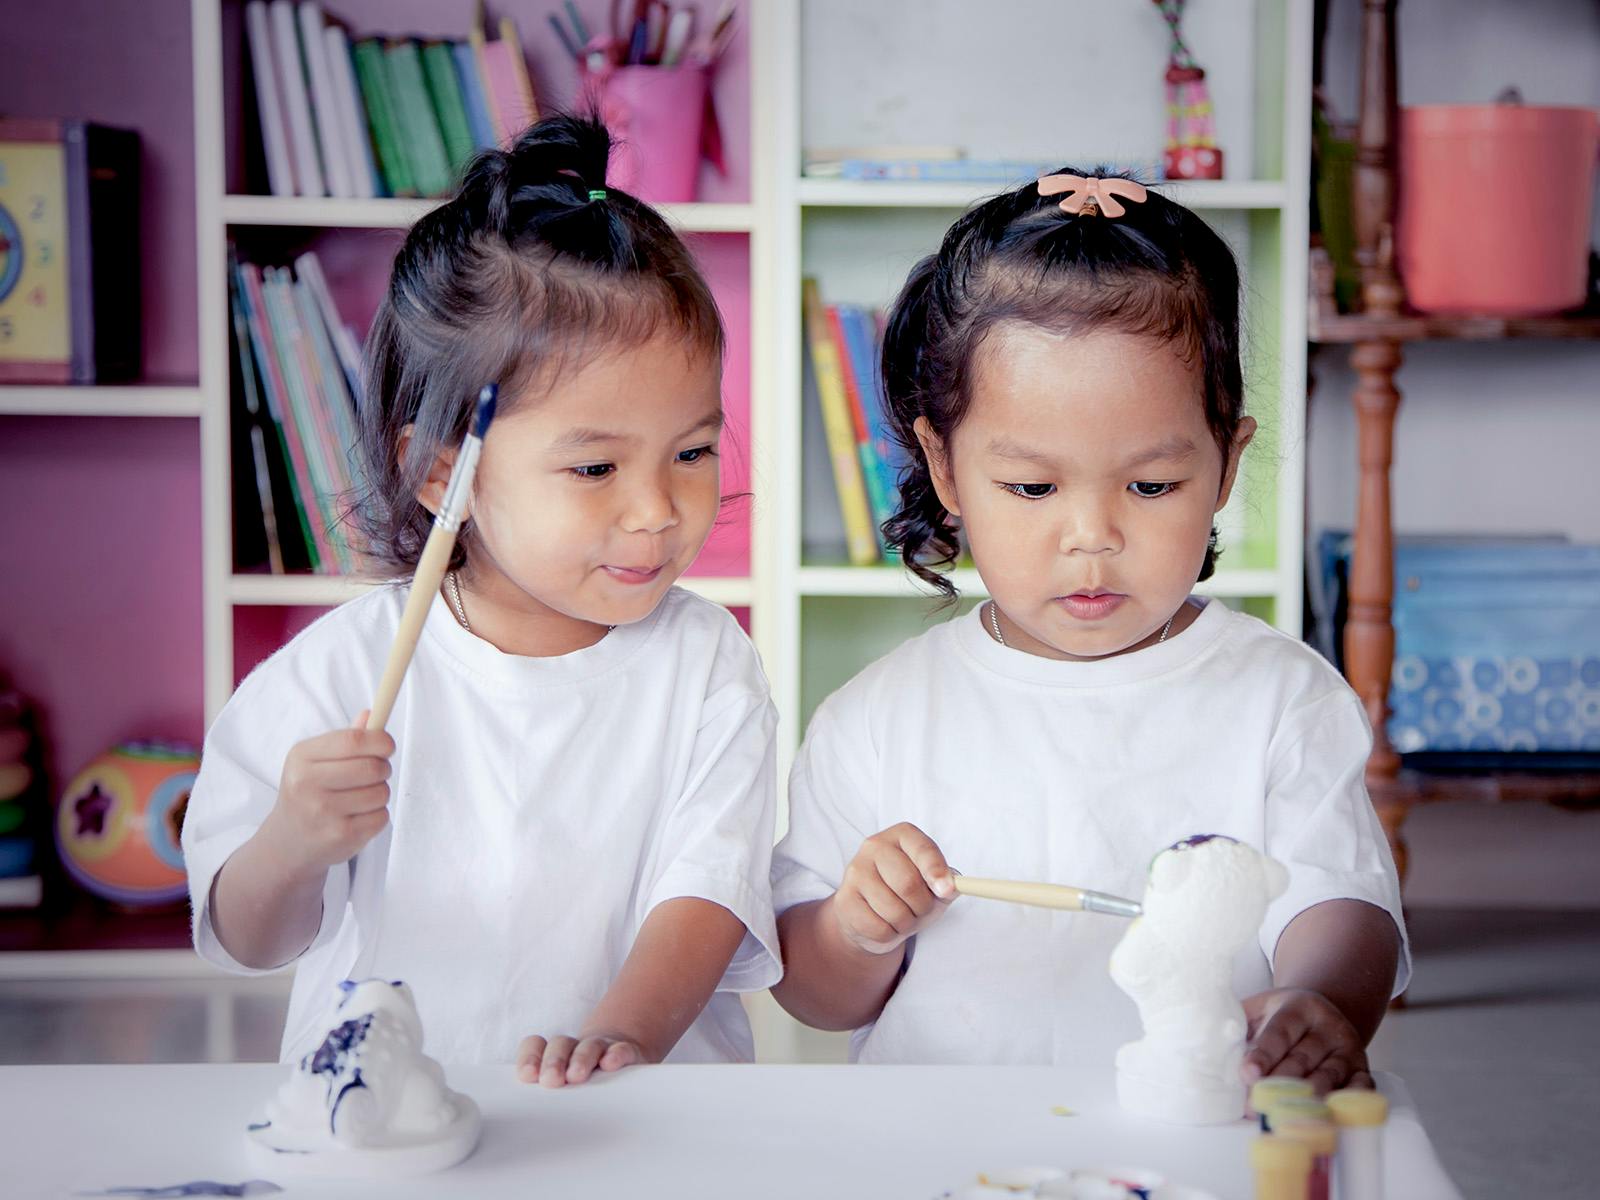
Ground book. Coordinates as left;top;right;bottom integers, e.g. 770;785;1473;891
839;305;901;544
384;39;454;197
479;17;539;143
323;23;380;198
296;2;354;198
420;40;476;174
293;251;362;404
834;158;1063;183
245;1;296;196
802;279;878;566
239;261;325;572
451;40;498;151
268;0;326;197
352;38;415;197
228;250;286;573
826;304;891;554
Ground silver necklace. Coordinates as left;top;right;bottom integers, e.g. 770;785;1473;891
987;601;1176;648
445;569;472;632
445;570;616;637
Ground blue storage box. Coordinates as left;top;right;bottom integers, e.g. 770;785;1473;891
1312;534;1600;755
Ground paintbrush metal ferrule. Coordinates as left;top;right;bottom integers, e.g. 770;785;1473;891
437;384;498;532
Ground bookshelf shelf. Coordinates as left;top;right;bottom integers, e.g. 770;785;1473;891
0;385;205;418
227;572;756;609
795;566;1286;600
221;195;759;233
796;178;1289;211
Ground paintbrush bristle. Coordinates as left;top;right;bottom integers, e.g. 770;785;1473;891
472;383;498;439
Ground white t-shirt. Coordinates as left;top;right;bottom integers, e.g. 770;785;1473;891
772;597;1410;1065
184;585;781;1065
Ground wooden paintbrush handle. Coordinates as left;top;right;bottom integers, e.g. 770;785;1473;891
367;530;456;731
951;876;1089;911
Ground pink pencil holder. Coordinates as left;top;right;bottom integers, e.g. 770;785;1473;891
1398;103;1599;316
595;65;709;203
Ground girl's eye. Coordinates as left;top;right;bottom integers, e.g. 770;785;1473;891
1130;481;1178;498
572;463;615;480
677;444;717;464
1002;482;1056;499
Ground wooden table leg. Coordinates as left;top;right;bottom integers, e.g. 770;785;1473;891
1346;339;1408;884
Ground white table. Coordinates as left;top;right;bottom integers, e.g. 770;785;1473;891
0;1063;1460;1199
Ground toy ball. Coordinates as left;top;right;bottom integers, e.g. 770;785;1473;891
55;740;198;906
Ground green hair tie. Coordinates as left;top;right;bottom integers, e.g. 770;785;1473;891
588;188;608;201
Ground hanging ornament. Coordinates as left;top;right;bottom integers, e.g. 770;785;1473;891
1153;0;1224;180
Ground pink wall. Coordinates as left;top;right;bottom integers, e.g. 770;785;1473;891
0;0;198;383
0;417;204;788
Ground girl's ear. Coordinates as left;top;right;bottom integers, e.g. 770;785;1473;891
913;416;962;517
400;425;458;517
1214;416;1257;513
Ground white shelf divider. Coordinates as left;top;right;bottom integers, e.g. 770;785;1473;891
796;178;1288;211
0;385;204;418
221;194;757;233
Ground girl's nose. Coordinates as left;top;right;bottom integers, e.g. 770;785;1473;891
1058;501;1123;556
620;477;679;535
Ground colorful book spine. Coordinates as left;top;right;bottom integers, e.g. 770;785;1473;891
839;305;901;542
481;17;539;142
802;279;878;566
352;37;415;197
268;0;325;197
238;262;323;571
451;40;497;151
293;251;362;405
263;267;352;572
420;40;476;174
324;24;380;198
228;251;286;573
245;1;295;196
384;39;453;197
296;1;353;198
827;304;891;554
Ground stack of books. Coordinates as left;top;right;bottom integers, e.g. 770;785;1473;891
801;279;903;566
244;0;539;200
228;248;364;576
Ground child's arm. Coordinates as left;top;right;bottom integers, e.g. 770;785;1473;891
209;721;395;969
772;823;956;1031
1242;897;1401;1093
516;897;748;1087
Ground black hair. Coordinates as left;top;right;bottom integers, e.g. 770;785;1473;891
880;169;1244;599
356;112;725;575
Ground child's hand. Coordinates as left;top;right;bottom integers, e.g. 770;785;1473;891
1240;987;1373;1094
516;1032;650;1088
831;822;957;956
262;713;395;872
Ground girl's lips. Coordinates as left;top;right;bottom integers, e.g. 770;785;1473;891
602;564;665;585
1055;592;1127;621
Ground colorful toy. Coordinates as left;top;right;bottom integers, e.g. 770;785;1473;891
0;674;47;904
54;740;197;907
1151;1;1225;181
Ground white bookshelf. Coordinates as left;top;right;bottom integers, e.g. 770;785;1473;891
0;385;205;418
219;194;758;233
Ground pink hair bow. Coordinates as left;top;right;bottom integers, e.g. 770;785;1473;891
1037;173;1149;218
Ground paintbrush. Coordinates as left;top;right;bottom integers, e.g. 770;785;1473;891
952;876;1143;919
366;384;498;732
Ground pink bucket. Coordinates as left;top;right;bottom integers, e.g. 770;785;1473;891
1398;103;1598;316
595;66;709;204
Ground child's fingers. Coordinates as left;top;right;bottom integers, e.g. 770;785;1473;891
876;851;940;918
833;891;900;950
856;867;918;932
305;725;396;762
566;1037;608;1083
600;1041;642;1072
1242;1007;1312;1081
328;783;391;816
890;824;956;899
515;1035;546;1084
539;1035;578;1089
1305;1050;1366;1096
314;756;393;792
